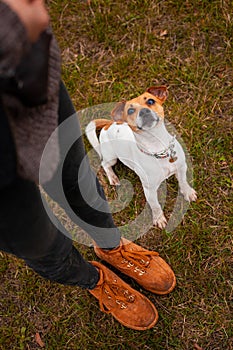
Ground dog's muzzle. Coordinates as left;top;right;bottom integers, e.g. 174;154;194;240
136;108;160;130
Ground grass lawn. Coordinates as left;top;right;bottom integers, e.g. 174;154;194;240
0;0;232;349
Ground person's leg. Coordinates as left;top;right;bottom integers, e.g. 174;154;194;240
44;81;121;249
0;178;160;330
0;177;99;289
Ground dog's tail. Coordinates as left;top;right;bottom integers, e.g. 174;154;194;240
85;119;113;158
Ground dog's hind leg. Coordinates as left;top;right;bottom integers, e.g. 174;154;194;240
102;159;120;186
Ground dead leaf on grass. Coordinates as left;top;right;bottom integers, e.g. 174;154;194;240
35;333;45;348
160;29;168;37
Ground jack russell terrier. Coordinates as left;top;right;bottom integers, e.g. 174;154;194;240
85;86;197;229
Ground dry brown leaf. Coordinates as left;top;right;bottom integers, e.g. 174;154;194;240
160;29;168;37
35;333;45;348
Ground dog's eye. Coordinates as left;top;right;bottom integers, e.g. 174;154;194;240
128;108;135;115
146;99;155;106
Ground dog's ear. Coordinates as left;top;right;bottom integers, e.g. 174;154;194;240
111;100;126;121
146;86;168;104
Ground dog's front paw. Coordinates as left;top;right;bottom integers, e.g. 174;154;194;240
183;187;197;202
108;173;121;186
189;189;197;202
104;167;121;186
153;212;167;229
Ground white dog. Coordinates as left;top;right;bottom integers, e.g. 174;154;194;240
85;86;197;228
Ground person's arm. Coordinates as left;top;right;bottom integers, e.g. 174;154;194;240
0;0;49;74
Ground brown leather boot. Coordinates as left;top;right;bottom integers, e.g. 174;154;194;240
94;238;176;295
88;261;158;330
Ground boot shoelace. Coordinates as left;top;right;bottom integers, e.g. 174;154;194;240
97;269;135;314
109;243;159;276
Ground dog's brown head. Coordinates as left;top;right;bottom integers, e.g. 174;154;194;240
111;86;168;131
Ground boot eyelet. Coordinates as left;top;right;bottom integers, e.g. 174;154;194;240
116;300;127;309
127;262;134;268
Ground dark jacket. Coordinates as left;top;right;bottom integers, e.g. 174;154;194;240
0;101;16;187
0;1;61;187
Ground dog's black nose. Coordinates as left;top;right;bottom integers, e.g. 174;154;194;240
139;108;152;117
136;108;159;130
139;108;159;122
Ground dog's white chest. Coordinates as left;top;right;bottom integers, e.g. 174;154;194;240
99;123;180;182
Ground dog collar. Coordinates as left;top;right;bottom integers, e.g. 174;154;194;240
138;136;177;163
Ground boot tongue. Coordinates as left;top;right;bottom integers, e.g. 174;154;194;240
103;240;123;254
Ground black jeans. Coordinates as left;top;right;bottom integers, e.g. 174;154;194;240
0;82;121;289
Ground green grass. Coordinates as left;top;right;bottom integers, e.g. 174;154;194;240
0;0;232;349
